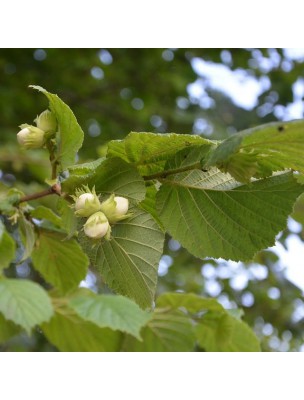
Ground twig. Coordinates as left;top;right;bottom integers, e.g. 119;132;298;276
18;183;61;204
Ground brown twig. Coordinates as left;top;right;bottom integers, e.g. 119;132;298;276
18;183;61;204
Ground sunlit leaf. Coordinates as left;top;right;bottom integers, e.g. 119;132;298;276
0;278;53;334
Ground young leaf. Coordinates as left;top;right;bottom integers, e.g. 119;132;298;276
30;85;84;170
31;230;89;294
156;169;304;261
206;120;304;183
0;222;15;271
0;278;53;334
69;294;151;339
19;214;35;262
79;207;165;308
195;311;261;352
42;309;121;352
108;132;215;175
123;308;196;352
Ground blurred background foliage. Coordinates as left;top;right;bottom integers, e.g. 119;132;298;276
1;48;304;351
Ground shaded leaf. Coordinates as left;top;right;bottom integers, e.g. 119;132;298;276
42;307;121;352
31;230;89;294
123;308;195;352
0;313;21;344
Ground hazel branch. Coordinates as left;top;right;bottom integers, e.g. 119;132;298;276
18;183;61;204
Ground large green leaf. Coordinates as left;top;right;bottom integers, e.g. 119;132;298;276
0;312;21;344
31;230;89;294
123;308;196;352
195;311;261;352
0;221;15;271
79;207;165;308
156;169;304;261
30;85;84;170
69;294;151;339
206;120;304;183
42;308;121;352
0;278;53;334
108;132;215;176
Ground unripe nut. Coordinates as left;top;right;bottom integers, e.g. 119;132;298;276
35;109;57;133
84;211;110;239
100;194;130;223
17;126;45;149
114;196;129;215
74;192;101;217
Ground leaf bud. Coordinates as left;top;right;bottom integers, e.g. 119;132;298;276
100;194;131;223
17;125;45;149
34;109;57;133
83;211;111;239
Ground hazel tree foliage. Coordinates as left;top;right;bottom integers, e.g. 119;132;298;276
0;85;304;352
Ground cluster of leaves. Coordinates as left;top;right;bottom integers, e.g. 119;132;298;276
1;86;304;351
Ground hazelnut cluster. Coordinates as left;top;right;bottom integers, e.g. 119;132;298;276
73;186;130;240
17;109;57;149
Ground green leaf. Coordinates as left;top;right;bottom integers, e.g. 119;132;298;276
31;230;89;294
0;312;21;344
62;157;146;203
69;294;151;339
19;214;35;262
88;158;146;202
60;158;104;193
195;311;261;352
108;132;215;176
0;278;53;334
123;308;196;351
79;207;165;308
0;188;21;214
156;169;304;261
56;197;78;238
42;308;121;352
139;184;164;229
30;206;62;227
30;85;84;170
0;222;15;271
206;120;304;183
156;292;224;313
